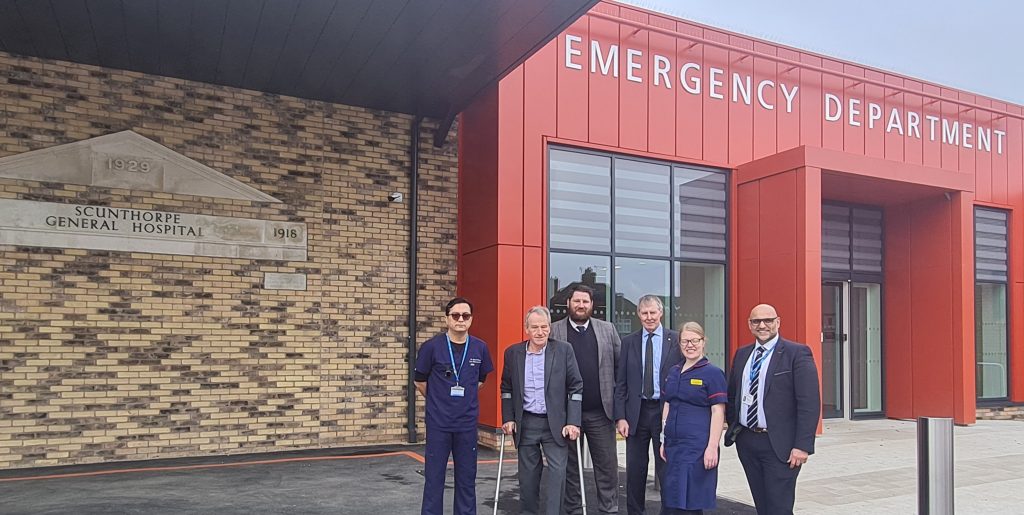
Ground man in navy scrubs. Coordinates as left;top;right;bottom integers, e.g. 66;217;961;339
415;297;495;515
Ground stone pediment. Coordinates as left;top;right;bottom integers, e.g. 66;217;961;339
0;131;280;203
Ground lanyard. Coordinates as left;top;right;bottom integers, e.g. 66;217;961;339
446;334;469;385
748;345;775;383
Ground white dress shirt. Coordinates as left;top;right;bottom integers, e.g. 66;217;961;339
740;334;779;429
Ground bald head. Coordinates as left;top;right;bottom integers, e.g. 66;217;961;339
748;304;780;344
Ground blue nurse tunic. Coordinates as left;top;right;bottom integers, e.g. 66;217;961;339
661;357;727;511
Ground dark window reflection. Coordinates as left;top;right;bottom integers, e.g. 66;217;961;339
548;253;611;322
613;258;669;336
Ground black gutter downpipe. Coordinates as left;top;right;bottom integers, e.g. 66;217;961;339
407;116;422;444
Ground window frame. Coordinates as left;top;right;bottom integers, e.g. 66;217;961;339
546;145;731;370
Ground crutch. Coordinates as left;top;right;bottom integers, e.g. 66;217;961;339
492;431;506;515
575;436;588;515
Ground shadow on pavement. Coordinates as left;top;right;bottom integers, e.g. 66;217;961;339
0;446;755;514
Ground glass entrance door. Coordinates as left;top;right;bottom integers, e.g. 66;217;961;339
822;281;883;419
821;282;845;418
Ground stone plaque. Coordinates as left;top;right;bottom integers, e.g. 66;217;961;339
263;272;307;291
0;199;306;261
0;131;280;202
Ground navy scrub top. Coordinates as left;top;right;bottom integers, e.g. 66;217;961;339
415;333;494;432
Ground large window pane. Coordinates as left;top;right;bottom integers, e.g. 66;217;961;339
674;167;726;261
976;283;1008;399
548;253;611;322
673;263;726;368
550;149;611;252
613;258;669;336
975;208;1008;282
615;159;670;256
851;282;883;413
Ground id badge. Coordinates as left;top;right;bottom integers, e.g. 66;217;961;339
742;394;754;405
450;385;466;397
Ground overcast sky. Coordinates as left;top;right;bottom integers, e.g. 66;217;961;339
618;0;1024;105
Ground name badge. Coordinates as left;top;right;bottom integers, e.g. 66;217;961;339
450;386;466;397
690;379;703;386
742;393;754;405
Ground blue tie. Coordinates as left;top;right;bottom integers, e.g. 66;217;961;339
746;346;767;428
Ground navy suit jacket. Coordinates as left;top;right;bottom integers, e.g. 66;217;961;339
613;327;682;434
724;336;821;462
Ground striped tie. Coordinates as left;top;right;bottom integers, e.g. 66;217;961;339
746;346;766;428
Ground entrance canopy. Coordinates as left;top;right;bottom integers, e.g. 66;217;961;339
0;0;597;122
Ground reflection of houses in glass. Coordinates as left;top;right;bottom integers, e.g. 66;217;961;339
548;266;608;321
613;293;637;334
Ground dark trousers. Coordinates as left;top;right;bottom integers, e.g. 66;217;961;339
735;430;800;515
625;400;665;515
660;509;702;515
565;409;619;514
519;412;570;515
421;428;478;515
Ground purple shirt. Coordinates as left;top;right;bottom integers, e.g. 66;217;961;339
523;344;547;414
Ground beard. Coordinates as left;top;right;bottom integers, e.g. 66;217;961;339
568;306;593;323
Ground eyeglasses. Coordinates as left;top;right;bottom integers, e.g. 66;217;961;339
680;338;704;346
449;312;473;321
748;317;778;327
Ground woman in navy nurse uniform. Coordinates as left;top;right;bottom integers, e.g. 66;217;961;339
659;321;727;515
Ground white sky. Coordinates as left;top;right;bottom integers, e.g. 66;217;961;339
618;0;1024;105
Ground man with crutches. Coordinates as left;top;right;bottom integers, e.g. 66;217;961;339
499;306;583;515
415;297;494;515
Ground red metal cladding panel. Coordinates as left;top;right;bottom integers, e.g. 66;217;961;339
497;67;526;246
557;20;590;142
618;20;649;151
921;84;943;168
523;246;545;310
977;101;999;204
497;245;527;347
758;172;800;258
458;246;501;427
884;204;914;419
908;198;956;417
951;192;977;424
883;75;906;163
959;92;979;182
903;80;925;166
1013;283;1024;402
588;15;620;146
939;95;960;171
727;37;755;165
458;93;500;255
862;70;885;159
799;55;823;149
842;65;866;156
751;43;778;161
820;60;844;152
675;38;703;160
647;30;676;155
776;48;801;153
523;42;558;248
797;168;823;353
991;107;1011;206
701;35;729;164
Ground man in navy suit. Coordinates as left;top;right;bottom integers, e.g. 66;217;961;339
725;304;821;515
614;295;682;515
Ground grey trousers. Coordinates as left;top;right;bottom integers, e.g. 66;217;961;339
518;412;570;515
565;409;619;514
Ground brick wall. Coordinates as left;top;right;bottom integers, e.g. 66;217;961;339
0;52;456;469
977;405;1024;421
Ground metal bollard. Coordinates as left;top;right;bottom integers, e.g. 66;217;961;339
917;417;954;515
